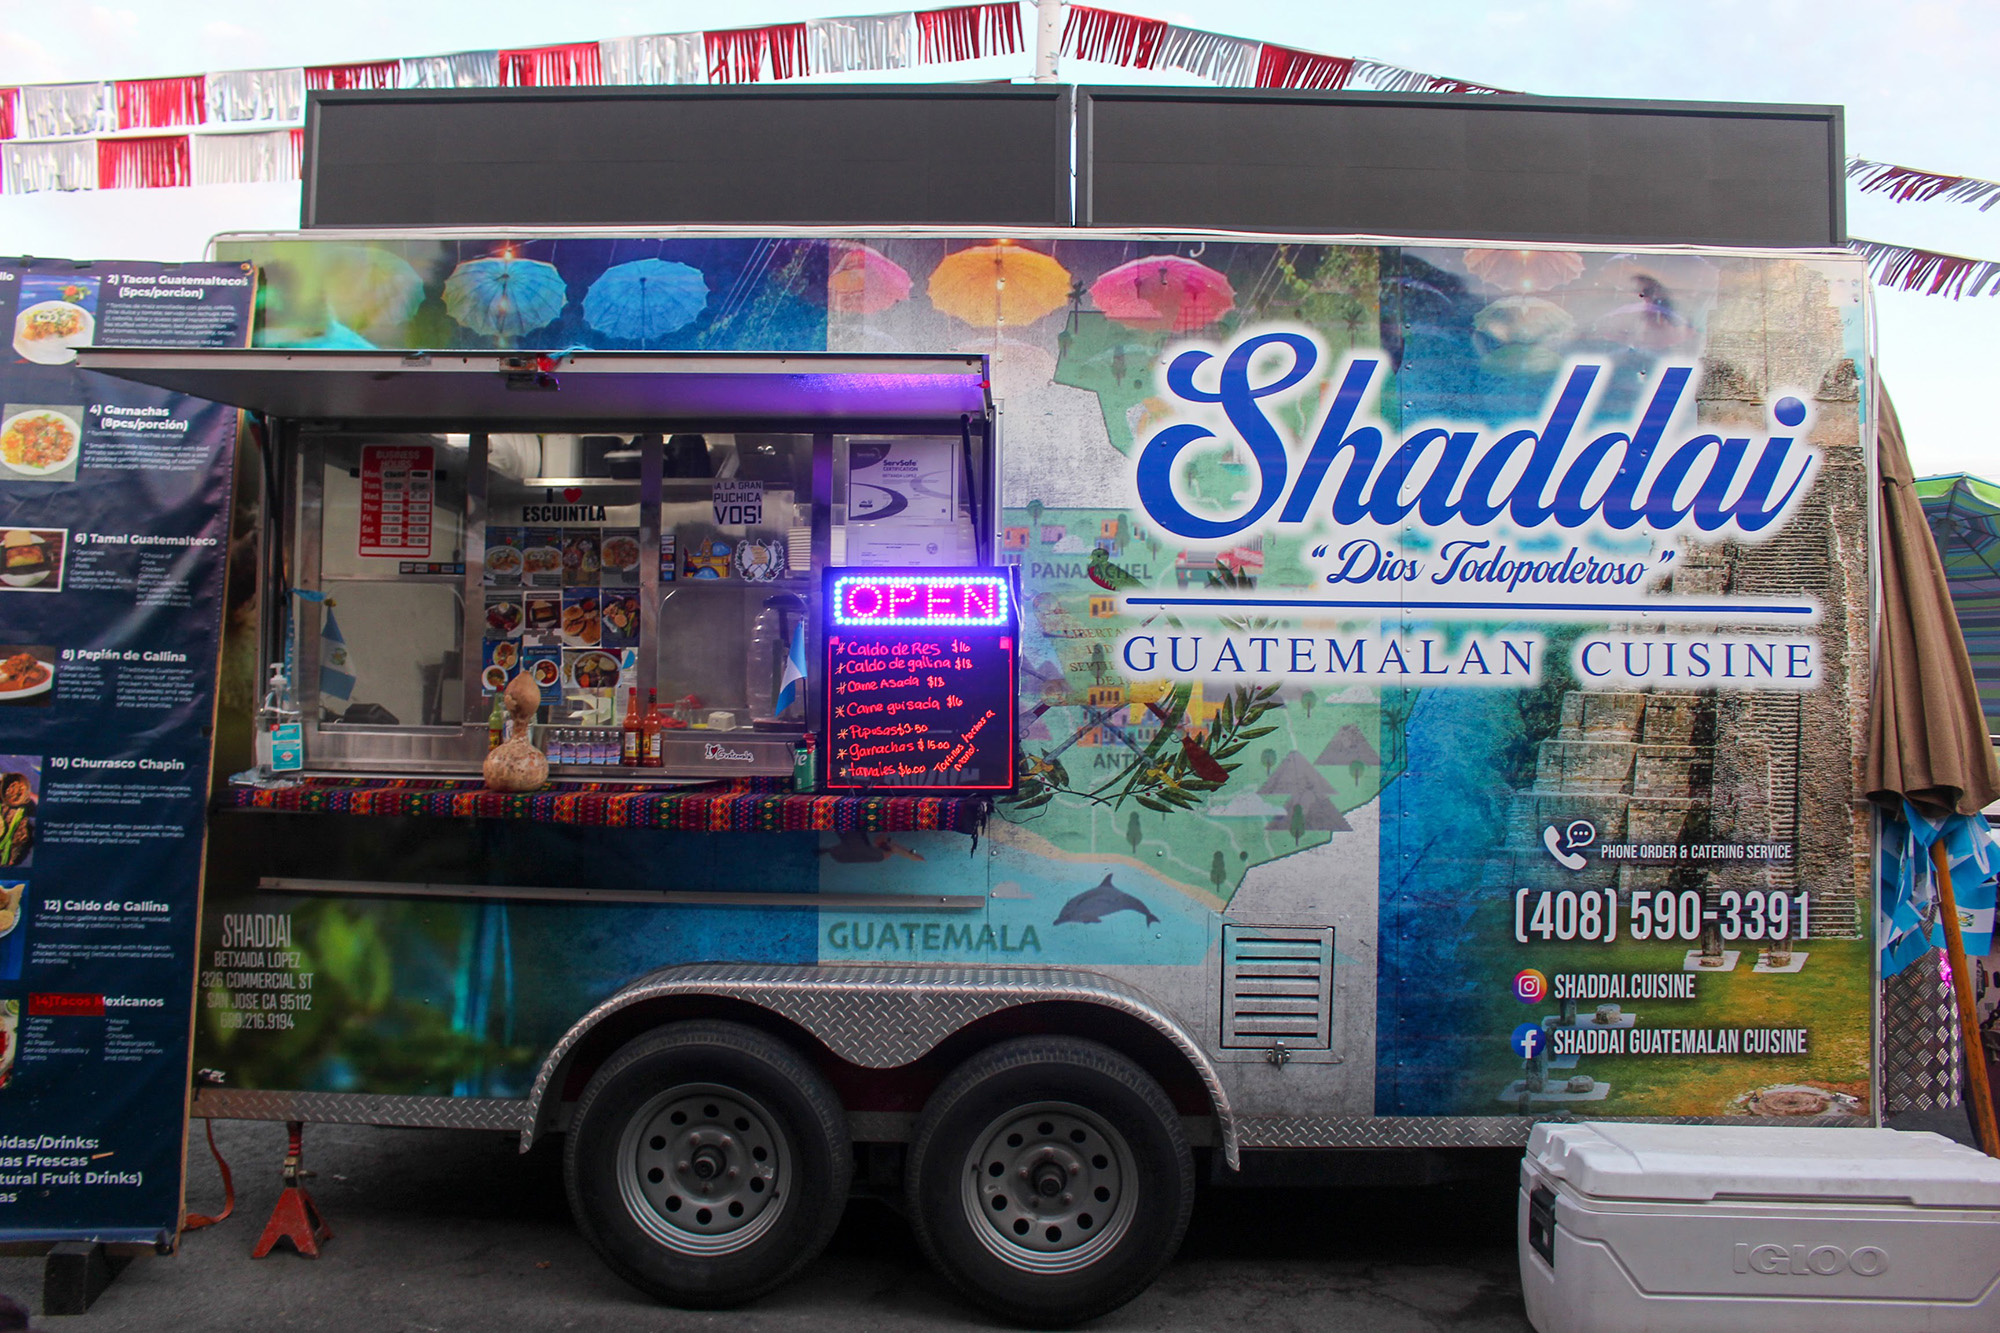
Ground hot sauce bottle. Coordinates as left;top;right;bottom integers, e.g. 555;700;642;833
621;687;642;766
641;688;665;768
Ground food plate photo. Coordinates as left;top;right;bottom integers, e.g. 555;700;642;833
0;408;82;478
12;301;94;365
0;651;53;701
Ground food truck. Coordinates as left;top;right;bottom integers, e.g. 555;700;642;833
60;220;1875;1322
0;82;1883;1327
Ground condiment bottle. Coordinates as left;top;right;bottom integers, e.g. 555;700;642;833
621;688;642;766
641;689;665;768
487;692;507;752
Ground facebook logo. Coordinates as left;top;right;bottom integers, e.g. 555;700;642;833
1511;1023;1547;1059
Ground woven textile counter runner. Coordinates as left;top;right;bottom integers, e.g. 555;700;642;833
224;776;984;834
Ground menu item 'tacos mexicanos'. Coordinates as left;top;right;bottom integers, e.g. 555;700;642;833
485;545;523;577
0;410;80;475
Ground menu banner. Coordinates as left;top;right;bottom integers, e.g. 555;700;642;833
0;257;253;1246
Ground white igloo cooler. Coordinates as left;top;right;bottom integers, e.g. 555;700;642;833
1520;1121;2000;1332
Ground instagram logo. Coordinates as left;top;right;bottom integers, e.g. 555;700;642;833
1514;969;1548;1004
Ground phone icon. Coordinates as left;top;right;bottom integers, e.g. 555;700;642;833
1543;821;1593;871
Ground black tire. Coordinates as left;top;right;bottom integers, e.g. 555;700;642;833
905;1037;1194;1327
563;1021;852;1307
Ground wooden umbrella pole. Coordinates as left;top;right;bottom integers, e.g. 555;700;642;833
1931;840;2000;1156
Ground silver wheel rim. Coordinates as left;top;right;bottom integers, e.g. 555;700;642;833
616;1083;791;1256
959;1100;1137;1275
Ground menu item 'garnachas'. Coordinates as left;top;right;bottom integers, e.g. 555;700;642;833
0;410;79;474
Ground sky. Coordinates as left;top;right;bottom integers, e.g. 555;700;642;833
0;0;1994;475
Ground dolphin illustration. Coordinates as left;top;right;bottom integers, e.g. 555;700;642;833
1054;876;1159;926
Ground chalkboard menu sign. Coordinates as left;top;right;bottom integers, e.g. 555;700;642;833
823;568;1016;791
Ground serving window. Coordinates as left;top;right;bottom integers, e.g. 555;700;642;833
290;422;992;778
69;347;998;782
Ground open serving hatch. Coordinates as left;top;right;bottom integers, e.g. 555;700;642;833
79;349;998;779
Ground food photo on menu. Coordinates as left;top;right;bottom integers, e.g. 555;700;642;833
481;636;520;694
600;529;640;587
0;403;83;483
0;646;54;706
0;529;66;592
0;757;38;871
10;273;98;366
0;881;24;982
561;588;602;647
0;998;17;1089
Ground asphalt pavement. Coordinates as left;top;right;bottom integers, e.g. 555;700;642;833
0;1119;1533;1332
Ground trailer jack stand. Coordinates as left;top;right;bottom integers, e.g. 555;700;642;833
251;1122;332;1259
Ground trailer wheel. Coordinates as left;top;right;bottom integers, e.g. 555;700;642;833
905;1037;1193;1326
563;1021;851;1307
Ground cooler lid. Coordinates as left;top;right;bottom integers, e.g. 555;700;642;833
1528;1122;2000;1208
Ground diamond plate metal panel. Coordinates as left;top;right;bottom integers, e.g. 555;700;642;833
1883;949;1962;1114
521;963;1240;1167
194;1088;530;1132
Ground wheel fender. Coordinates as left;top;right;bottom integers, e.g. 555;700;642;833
522;963;1239;1169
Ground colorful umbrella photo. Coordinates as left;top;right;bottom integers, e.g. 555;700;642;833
442;255;568;341
582;258;709;343
1461;248;1586;294
928;241;1071;328
318;245;425;342
827;241;912;315
1090;255;1235;333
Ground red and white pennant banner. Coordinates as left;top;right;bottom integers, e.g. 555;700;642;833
1849;158;2000;212
1059;6;1510;92
1850;238;2000;300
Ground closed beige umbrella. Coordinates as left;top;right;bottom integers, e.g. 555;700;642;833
1868;379;2000;1155
1867;384;2000;813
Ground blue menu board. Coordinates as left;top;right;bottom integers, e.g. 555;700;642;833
0;258;253;1246
823;568;1017;791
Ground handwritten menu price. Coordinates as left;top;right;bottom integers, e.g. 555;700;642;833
822;569;1017;791
357;443;434;558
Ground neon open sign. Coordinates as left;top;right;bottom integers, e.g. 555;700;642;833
830;573;1011;627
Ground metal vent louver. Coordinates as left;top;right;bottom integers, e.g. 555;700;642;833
1220;924;1334;1049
